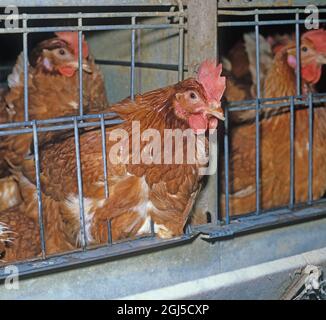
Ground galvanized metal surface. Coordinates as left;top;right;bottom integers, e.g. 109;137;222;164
1;218;326;299
122;248;326;300
187;0;219;224
218;0;326;8
88;19;183;103
197;203;326;239
0;0;180;7
0;234;195;281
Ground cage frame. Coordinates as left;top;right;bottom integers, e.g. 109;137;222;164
0;0;325;281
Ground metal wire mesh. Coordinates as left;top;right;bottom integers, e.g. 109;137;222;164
214;5;326;235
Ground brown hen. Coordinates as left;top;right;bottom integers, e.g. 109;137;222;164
0;32;108;211
7;60;225;255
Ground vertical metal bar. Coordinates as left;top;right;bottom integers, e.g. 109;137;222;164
32;122;46;259
185;223;192;236
74;118;87;249
255;11;261;214
107;220;112;245
289;96;295;209
130;16;136;100
150;218;155;237
308;93;313;204
178;6;185;82
224;107;230;225
137;29;142;93
255;99;261;214
78;15;84;117
23;15;29;122
295;11;301;97
100;114;109;199
255;12;261;99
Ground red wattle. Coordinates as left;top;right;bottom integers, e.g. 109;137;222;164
302;63;322;84
189;114;208;134
58;66;76;77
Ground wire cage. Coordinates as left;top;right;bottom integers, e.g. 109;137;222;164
0;0;325;281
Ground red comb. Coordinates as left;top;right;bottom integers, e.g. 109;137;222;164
197;60;226;102
55;32;89;59
302;29;326;53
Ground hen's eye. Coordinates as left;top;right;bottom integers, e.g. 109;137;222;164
302;46;308;52
59;49;66;56
190;92;197;99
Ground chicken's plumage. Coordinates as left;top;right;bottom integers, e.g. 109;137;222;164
0;32;108;211
0;32;108;173
221;29;326;217
0;206;41;263
4;61;225;257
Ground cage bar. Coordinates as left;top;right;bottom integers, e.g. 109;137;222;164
100;114;109;199
295;11;301;97
32;121;47;259
223;108;230;224
130;16;136;100
289;96;295;209
78;15;84;117
73;118;88;249
254;12;261;214
308;93;314;205
23;15;29;122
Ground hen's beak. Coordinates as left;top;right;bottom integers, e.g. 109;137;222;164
82;62;92;73
317;53;326;65
68;61;93;73
206;101;225;121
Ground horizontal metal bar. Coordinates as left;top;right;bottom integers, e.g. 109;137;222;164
0;24;186;34
0;118;123;137
226;95;326;112
0;112;119;130
218;0;326;8
218;19;326;27
95;59;189;72
196;203;326;240
0;11;186;21
218;8;326;16
0;66;12;72
1;96;325;134
227;94;324;107
0;234;195;282
0;0;179;7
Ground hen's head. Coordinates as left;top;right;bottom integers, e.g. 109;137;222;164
286;29;326;84
30;32;91;77
171;60;226;133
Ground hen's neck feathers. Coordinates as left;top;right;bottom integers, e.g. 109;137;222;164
110;78;205;133
263;49;297;99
